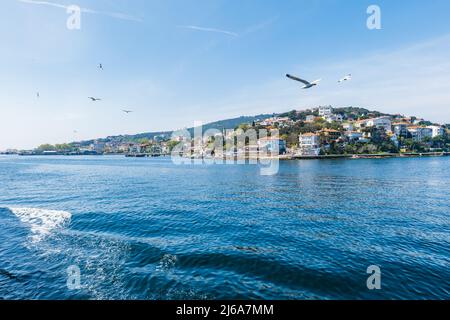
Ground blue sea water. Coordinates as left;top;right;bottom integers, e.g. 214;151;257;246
0;155;448;300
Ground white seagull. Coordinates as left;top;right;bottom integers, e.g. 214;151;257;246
286;74;321;89
122;109;133;114
338;74;352;83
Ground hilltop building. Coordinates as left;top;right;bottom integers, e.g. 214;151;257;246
318;106;333;117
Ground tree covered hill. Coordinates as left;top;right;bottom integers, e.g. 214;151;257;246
76;114;274;146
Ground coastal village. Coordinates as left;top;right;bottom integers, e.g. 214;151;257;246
2;106;449;159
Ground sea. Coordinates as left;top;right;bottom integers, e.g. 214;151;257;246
0;155;448;300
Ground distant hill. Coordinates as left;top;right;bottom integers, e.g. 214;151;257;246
187;114;276;135
77;114;275;146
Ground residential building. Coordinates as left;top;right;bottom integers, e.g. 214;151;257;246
319;129;341;143
298;133;321;156
427;125;445;138
258;137;287;154
117;144;129;153
365;116;392;133
129;144;142;154
318;106;333;117
393;122;410;137
324;114;343;123
345;131;363;141
260;117;294;127
408;126;433;142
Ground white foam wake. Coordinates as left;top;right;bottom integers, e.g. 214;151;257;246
9;207;72;243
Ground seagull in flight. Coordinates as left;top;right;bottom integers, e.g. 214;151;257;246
98;63;103;70
338;74;352;83
122;109;133;114
88;97;102;102
36;92;40;98
286;74;321;89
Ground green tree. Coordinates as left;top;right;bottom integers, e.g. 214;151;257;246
36;144;56;151
167;140;180;152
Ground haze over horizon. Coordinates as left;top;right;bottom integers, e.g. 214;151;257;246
2;0;450;150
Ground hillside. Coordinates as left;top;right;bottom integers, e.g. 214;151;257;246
77;114;275;146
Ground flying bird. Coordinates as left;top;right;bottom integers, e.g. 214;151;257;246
338;74;352;83
98;63;103;70
36;92;40;98
88;97;102;102
122;110;133;114
286;74;321;89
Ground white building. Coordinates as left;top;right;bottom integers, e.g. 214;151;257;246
298;133;321;156
362;116;392;133
318;106;333;117
427;125;445;138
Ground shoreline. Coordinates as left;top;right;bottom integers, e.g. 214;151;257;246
2;151;448;161
288;152;450;160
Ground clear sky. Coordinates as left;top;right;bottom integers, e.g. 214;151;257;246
1;0;450;149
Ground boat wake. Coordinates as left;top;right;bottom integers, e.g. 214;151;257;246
8;207;72;243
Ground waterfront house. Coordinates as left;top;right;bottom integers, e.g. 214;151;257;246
129;144;142;154
298;133;321;156
92;140;106;154
118;143;132;153
258;137;287;154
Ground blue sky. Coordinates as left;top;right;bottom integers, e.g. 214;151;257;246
1;0;450;149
